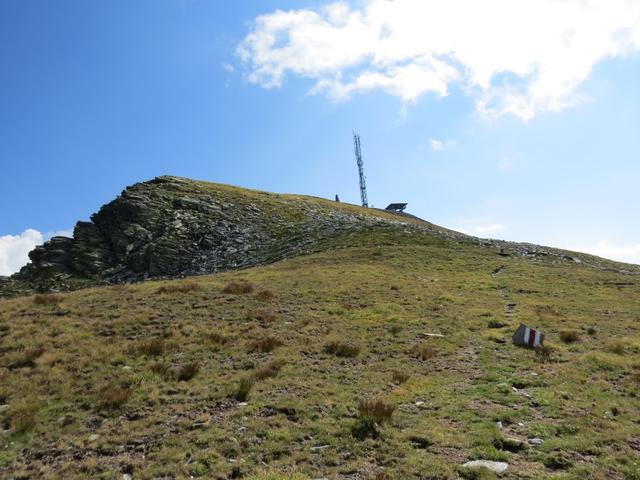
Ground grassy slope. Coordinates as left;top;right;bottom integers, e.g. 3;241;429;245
1;228;640;479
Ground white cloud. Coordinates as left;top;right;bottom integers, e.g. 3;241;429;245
429;138;444;151
0;229;73;276
565;240;640;265
454;222;507;236
222;62;235;73
472;224;507;235
0;229;44;276
238;0;640;120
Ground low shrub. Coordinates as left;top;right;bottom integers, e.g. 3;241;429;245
250;336;283;353
323;341;360;358
253;359;284;381
176;362;200;381
223;281;254;294
234;377;255;401
156;282;201;294
411;344;438;361
34;294;62;306
559;330;581;344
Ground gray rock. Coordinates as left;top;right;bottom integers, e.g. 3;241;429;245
463;460;508;473
528;437;544;446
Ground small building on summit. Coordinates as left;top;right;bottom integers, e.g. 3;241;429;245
512;323;545;348
385;203;407;213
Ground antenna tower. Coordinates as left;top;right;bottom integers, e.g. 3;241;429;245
353;133;368;208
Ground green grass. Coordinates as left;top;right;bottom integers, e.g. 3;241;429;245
1;225;639;479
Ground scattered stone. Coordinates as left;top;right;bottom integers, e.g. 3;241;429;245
123;474;132;480
237;402;248;407
310;445;330;452
528;437;544;446
463;460;508;473
496;421;503;430
0;404;9;412
414;401;425;406
88;434;99;442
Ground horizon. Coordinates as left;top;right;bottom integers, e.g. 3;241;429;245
1;0;640;275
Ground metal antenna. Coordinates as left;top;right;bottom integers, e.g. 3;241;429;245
353;133;368;208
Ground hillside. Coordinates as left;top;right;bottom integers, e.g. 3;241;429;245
1;177;639;479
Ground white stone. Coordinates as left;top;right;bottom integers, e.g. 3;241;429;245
123;474;133;480
528;437;544;446
463;460;508;473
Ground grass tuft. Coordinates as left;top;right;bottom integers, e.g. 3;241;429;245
358;397;395;425
559;330;581;344
249;336;283;353
255;290;275;301
247;309;277;323
323;341;360;358
411;344;438;361
352;398;395;439
391;370;410;384
156;282;201;294
11;347;45;369
487;320;507;329
223;281;254;294
136;338;165;356
9;401;40;434
233;377;255;401
253;359;284;381
33;294;62;306
176;362;200;381
100;386;133;410
208;332;229;345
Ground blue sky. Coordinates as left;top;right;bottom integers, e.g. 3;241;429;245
1;0;640;275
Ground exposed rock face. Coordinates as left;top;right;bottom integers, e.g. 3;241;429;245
7;176;432;293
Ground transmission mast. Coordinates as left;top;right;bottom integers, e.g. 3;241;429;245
353;133;368;208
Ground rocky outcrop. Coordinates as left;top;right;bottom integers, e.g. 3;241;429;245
6;176;435;294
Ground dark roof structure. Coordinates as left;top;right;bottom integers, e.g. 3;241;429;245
385;203;407;212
